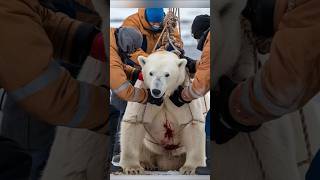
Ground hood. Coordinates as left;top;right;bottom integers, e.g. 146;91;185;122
138;8;163;32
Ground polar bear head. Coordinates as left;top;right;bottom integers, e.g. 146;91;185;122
138;51;187;98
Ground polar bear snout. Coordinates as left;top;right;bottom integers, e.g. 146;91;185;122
150;78;167;98
151;89;161;96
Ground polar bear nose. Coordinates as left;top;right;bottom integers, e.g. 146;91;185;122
152;89;161;96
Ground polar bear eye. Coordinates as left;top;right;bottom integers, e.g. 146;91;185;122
149;72;153;76
165;73;170;77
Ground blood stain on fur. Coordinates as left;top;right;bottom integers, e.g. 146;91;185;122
163;119;174;140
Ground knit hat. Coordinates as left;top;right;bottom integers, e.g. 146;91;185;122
145;8;164;23
117;27;143;54
191;14;210;39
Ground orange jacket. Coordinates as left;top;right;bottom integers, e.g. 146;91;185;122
109;28;148;103
230;0;320;126
182;32;211;100
0;0;108;133
122;8;183;65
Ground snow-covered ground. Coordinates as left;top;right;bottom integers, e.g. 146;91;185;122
110;8;210;59
110;174;210;180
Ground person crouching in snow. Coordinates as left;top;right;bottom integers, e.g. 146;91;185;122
110;27;164;106
122;8;184;67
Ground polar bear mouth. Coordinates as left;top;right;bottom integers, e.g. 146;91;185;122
150;89;165;98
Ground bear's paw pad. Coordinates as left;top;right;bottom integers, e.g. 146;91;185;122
122;166;145;175
179;166;196;175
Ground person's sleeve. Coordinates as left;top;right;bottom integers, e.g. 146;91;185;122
182;35;210;100
122;15;140;29
110;47;147;103
40;3;99;68
122;15;150;64
0;0;108;133
129;48;149;65
229;0;320;126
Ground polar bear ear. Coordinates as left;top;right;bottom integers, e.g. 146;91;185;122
138;56;147;67
177;58;187;68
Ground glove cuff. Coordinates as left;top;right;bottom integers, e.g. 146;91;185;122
90;32;106;62
138;71;144;81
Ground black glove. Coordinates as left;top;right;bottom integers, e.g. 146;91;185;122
129;69;141;85
169;86;191;107
182;55;197;74
147;89;163;106
213;76;260;144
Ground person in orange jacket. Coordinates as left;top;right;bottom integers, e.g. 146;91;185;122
109;26;164;106
213;0;320;144
0;0;117;179
169;15;210;107
122;8;184;66
0;0;112;133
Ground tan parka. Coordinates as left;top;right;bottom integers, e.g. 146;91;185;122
230;0;320;126
122;8;183;65
0;0;108;133
182;32;211;100
109;28;148;103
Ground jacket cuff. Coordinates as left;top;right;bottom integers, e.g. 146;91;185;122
229;80;278;126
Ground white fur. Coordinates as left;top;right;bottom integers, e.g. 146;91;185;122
119;51;207;175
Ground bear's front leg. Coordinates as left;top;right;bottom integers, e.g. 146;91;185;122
180;122;206;175
119;121;146;174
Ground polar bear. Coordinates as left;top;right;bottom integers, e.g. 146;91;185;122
119;51;207;175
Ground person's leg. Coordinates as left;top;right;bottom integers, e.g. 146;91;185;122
196;109;211;175
306;149;320;180
110;92;127;156
0;136;32;180
30;146;51;180
105;104;121;174
1;96;55;180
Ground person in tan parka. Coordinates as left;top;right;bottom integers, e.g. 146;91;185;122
110;27;164;106
0;0;111;133
168;15;211;107
122;8;184;65
213;0;320;144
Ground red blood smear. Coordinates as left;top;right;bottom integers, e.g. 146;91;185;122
162;119;180;150
163;119;174;140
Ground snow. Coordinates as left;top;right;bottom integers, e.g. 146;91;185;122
110;174;210;180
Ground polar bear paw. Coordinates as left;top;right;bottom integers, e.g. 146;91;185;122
122;166;145;175
179;166;196;175
141;161;158;171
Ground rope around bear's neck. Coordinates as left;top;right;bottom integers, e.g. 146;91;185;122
152;8;183;56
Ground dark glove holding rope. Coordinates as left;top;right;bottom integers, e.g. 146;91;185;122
213;76;261;144
169;86;191;107
184;56;197;74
